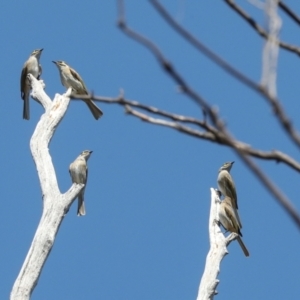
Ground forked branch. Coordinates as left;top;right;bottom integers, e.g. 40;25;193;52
11;77;84;300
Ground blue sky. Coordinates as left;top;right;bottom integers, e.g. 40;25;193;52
2;1;300;299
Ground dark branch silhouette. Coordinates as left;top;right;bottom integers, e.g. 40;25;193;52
74;93;300;173
149;0;300;150
91;0;300;228
224;0;300;56
279;1;300;26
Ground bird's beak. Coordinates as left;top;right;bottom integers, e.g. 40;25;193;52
231;161;235;165
89;151;93;154
52;61;57;65
40;48;44;52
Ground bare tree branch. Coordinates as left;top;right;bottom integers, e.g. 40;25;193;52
233;148;300;228
279;1;300;26
197;189;228;299
10;78;83;300
150;0;258;90
117;0;218;124
115;0;300;228
74;94;300;176
261;0;281;96
149;0;300;150
73;92;205;127
113;101;300;172
124;104;217;141
77;93;300;172
224;0;300;56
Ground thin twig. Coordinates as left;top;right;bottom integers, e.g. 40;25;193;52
234;149;300;228
73;93;205;127
150;0;258;90
115;0;300;228
224;0;300;56
120;103;300;172
149;0;300;149
279;1;300;26
117;1;222;126
75;92;300;172
125;105;217;141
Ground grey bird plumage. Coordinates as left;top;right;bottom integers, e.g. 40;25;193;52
218;196;249;257
69;150;93;216
52;60;103;120
217;161;242;228
20;49;43;120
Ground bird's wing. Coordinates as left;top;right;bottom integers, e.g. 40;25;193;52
69;67;88;94
86;165;88;187
38;64;42;80
224;203;240;234
223;173;238;208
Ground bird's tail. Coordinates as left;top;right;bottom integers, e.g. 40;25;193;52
23;92;30;120
77;194;86;216
237;236;249;257
85;100;103;120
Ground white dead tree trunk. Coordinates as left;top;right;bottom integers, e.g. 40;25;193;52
10;75;84;300
197;188;240;300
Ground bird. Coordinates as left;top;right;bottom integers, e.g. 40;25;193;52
69;150;93;216
218;196;249;257
217;161;241;228
20;49;43;120
52;60;103;120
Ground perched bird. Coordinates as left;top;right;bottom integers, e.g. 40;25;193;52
217;161;241;228
52;61;103;120
69;150;93;216
218;196;249;257
20;49;43;120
